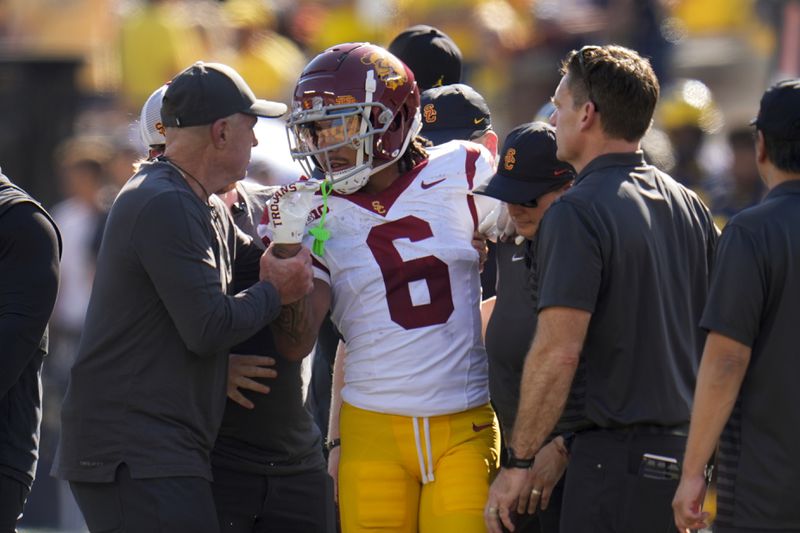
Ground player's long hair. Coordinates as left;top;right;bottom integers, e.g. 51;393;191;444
398;135;431;174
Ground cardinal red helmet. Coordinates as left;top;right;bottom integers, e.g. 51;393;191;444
286;42;422;194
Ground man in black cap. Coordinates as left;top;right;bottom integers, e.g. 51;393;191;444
389;24;462;90
0;172;61;532
673;79;800;532
474;122;573;533
53;62;314;532
486;45;718;533
420;83;497;156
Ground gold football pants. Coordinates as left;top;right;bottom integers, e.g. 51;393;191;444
339;402;500;533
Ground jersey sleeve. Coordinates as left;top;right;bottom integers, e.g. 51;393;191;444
468;142;500;225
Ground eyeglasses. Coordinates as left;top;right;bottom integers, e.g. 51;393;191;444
576;46;601;112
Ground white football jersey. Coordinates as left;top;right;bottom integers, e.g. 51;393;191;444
258;141;498;416
303;141;498;417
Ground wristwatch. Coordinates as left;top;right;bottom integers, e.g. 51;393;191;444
501;446;534;469
325;438;341;452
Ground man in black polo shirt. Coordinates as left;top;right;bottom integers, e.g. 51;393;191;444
485;45;718;533
673;80;800;533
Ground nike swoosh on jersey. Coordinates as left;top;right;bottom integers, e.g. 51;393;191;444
553;168;570;176
511;253;525;262
472;422;493;432
421;178;446;189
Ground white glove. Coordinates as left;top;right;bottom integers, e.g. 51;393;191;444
495;203;521;243
477;202;519;243
263;180;320;244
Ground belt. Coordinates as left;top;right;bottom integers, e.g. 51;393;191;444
588;423;689;438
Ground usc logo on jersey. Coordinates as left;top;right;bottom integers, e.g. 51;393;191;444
371;200;386;214
360;52;407;90
423;104;437;124
504;148;517;171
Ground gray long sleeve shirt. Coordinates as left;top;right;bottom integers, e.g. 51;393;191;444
53;160;281;483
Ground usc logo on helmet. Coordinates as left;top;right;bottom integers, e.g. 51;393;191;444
360;52;407;90
423;104;437;124
504;148;517;171
155;122;165;136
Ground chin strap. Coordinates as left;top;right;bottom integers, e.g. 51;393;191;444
308;179;332;256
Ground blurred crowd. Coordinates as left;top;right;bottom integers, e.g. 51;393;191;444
1;0;797;530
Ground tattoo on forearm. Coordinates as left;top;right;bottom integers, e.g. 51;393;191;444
274;297;309;343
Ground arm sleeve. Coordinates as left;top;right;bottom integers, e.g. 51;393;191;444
536;200;603;313
699;224;764;347
0;204;60;397
132;191;281;357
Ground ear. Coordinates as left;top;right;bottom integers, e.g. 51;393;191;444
579;101;597;132
482;130;499;162
210;118;228;149
755;130;768;164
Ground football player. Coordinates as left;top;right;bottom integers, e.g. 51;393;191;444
260;42;500;533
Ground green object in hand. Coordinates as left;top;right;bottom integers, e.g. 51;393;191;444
309;179;332;256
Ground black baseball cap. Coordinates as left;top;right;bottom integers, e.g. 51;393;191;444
161;61;287;128
751;78;800;140
420;84;491;145
388;25;462;90
474;122;575;204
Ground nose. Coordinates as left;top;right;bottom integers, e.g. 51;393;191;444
251;129;258;148
549;109;558;127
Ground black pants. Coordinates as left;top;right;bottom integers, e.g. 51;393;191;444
0;474;29;533
559;428;686;533
212;464;335;533
70;464;219;533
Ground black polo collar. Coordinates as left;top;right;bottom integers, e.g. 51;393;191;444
765;178;800;200
575;151;647;185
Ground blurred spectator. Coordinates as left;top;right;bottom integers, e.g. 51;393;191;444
49;138;111;376
119;0;207;109
656;78;724;201
218;0;306;103
708;126;766;225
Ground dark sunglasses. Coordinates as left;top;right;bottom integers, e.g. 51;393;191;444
515;180;571;208
576;46;601;112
